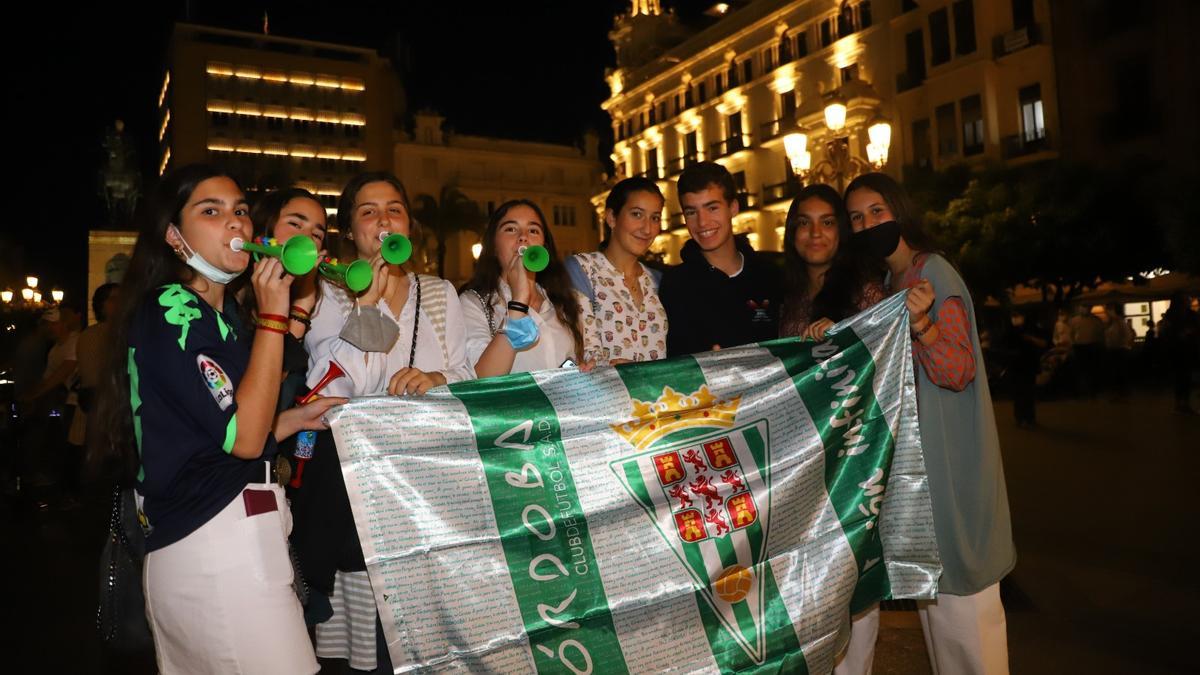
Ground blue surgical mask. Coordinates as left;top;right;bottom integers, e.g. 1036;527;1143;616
170;225;241;285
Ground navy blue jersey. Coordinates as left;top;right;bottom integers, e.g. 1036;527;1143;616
130;284;277;551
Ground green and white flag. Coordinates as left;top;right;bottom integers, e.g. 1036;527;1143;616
328;292;941;674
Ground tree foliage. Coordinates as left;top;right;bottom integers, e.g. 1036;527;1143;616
906;161;1178;304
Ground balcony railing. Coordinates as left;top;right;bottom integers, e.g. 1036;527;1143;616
762;180;799;205
736;191;761;212
761;117;798;142
636;166;663;181
667;152;701;175
711;134;751;159
1001;130;1051;159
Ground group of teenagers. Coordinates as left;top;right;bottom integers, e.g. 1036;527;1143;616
100;158;1014;674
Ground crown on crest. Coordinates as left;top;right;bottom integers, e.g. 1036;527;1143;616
612;385;739;451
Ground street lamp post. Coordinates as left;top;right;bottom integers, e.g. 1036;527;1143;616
9;282;56;309
785;92;892;192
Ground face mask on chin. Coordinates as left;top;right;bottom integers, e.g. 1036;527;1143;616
852;220;902;259
169;225;241;285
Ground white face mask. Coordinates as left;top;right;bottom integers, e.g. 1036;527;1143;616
169;225;241;285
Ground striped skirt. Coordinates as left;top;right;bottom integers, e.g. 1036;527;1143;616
315;570;379;671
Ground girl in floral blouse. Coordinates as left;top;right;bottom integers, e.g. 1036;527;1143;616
778;183;884;341
565;177;668;366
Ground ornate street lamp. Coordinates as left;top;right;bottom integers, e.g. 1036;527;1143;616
51;289;65;303
791;91;891;191
26;276;38;289
823;94;848;134
867;116;893;170
783;132;810;178
1;290;12;303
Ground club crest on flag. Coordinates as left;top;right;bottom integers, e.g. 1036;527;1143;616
611;386;773;665
610;385;739;450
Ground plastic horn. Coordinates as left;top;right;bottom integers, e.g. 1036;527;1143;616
378;232;413;265
296;360;347;405
230;236;318;276
318;258;374;293
289;360;348;489
518;244;550;272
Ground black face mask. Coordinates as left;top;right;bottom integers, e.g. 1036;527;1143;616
853;220;901;259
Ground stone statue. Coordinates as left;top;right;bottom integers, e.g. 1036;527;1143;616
105;253;131;283
99;120;142;227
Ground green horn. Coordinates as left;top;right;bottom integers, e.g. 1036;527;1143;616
233;236;318;276
380;233;412;265
319;259;374;293
519;245;550;272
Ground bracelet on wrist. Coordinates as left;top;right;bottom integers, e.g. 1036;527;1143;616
289;312;312;328
289;305;311;319
258;312;288;323
507;300;530;314
255;320;288;335
913;320;936;340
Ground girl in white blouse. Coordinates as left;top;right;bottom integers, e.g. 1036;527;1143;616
565;177;668;366
305;173;473;396
458;199;585;376
297;171;472;674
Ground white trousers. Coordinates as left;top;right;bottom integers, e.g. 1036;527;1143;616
834;583;1009;675
143;484;318;675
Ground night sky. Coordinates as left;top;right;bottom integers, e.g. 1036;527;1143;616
8;0;649;308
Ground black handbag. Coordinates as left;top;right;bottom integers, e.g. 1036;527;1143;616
96;485;154;651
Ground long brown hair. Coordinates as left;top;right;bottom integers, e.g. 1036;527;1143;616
97;164;245;479
335;171;422;263
461;199;584;360
237;186;327;322
844;172;939;253
781;183;875;330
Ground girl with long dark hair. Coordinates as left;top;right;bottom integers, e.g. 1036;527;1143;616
459;199;585;376
294;171;471;673
100;164;342;673
778;183;883;341
246;187;328;406
835;172;1015;675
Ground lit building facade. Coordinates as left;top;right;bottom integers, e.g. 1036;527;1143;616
89;25;404;315
157;23;401;214
597;0;1059;263
395;113;604;285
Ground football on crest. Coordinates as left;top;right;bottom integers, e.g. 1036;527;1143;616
714;565;753;603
